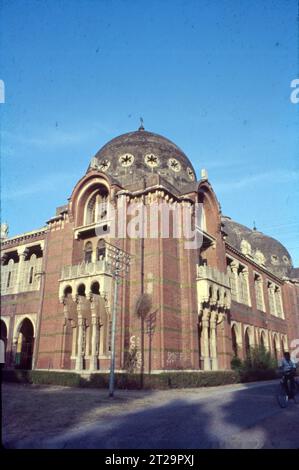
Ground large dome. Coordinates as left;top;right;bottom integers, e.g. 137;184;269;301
89;128;197;190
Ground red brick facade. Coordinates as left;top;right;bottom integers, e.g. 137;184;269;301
1;130;299;373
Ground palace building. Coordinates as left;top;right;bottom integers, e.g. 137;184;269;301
1;127;299;373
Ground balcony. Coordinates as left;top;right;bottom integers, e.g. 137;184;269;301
196;264;231;310
73;220;112;240
196;265;230;288
59;260;113;303
60;260;111;281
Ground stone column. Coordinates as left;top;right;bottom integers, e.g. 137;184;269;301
231;262;239;302
243;269;250;306
76;317;84;371
11;336;18;367
269;284;276;316
16;247;28;293
60;300;69;369
90;316;99;371
202;307;211;371
210;310;218;371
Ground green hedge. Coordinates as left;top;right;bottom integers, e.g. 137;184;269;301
2;369;242;389
1;370;237;389
81;371;240;389
2;367;284;390
1;370;81;387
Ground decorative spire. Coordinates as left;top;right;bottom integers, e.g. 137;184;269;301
253;220;257;231
138;117;144;131
200;168;208;181
1;222;9;240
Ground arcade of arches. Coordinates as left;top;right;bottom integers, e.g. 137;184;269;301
230;321;288;361
60;281;110;371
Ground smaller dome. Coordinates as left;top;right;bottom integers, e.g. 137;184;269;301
222;216;293;278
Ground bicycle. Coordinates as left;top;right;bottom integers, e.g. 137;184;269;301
276;372;299;408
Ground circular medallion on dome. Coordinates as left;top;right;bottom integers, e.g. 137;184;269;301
168;158;181;172
144;153;160;168
187;167;195;181
98;159;110;172
271;254;279;265
91;130;197;189
119;153;135;167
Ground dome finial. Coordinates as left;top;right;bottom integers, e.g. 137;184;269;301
200;168;208;181
138;117;144;131
253;220;257;231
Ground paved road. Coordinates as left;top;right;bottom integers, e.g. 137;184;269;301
2;381;299;449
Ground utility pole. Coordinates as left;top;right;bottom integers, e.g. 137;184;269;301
106;242;131;398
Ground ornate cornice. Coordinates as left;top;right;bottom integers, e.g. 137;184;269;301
225;242;283;284
1;227;48;249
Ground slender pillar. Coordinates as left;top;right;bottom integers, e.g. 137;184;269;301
202;307;211;371
16;248;28;293
231;262;239;302
76;317;84;371
11;337;18;367
90;316;99;371
210;310;218;370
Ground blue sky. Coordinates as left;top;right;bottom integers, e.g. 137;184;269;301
1;0;298;264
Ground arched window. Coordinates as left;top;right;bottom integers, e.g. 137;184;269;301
64;285;72;298
16;318;35;370
84;242;93;264
238;266;249;304
254;274;264;311
97;239;106;261
260;331;266;350
77;284;86;297
86;194;96;225
91;281;100;295
85;189;108;225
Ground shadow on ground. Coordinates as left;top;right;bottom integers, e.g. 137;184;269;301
2;381;299;449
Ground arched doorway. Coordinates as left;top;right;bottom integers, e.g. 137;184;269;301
231;325;238;357
15;319;34;369
244;328;251;358
260;331;266;350
0;320;8;365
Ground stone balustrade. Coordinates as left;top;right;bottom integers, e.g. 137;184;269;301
196;264;230;288
60;260;109;281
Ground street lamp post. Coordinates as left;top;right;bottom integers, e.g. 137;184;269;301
106;242;131;398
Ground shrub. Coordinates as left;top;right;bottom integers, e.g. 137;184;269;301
30;371;81;387
236;345;278;383
231;356;242;371
243;345;276;371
